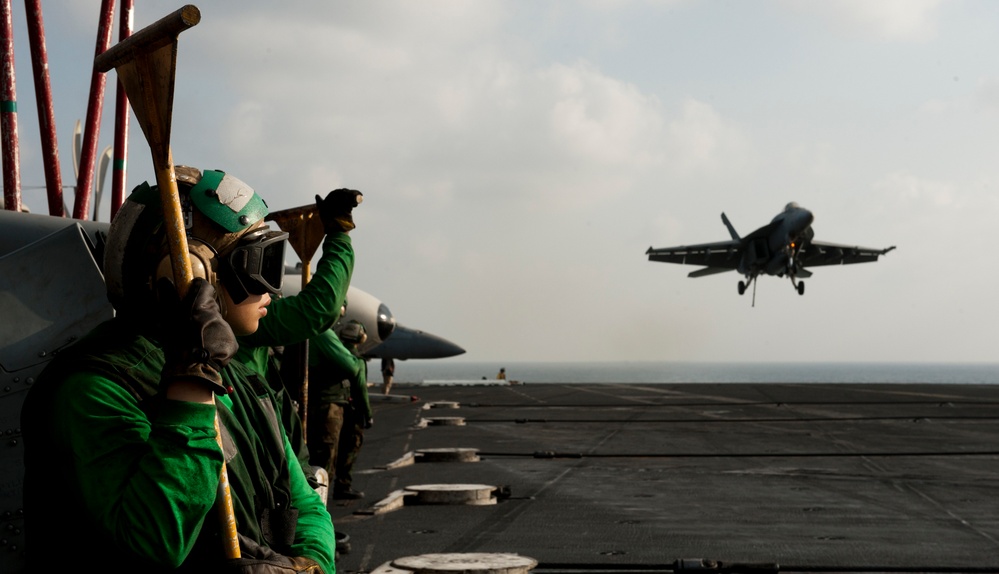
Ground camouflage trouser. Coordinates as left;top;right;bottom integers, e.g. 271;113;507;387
307;402;345;483
307;402;364;492
333;407;365;492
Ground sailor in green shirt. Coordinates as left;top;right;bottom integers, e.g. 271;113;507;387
21;167;348;573
233;186;357;380
231;181;361;493
307;320;373;499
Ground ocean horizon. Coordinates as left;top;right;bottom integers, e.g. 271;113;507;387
388;361;999;385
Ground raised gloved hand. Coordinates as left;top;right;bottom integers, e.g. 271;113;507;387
315;188;363;233
161;278;238;395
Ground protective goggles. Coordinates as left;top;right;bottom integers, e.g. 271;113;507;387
222;227;289;303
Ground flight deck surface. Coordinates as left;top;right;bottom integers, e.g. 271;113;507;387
329;382;999;574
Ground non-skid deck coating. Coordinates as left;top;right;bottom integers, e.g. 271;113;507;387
329;383;999;574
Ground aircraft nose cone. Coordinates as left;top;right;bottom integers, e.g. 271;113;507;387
376;302;396;341
367;324;466;359
792;208;814;232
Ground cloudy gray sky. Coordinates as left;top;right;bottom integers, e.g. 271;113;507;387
10;1;999;363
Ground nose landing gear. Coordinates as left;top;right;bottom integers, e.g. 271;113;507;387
791;276;805;295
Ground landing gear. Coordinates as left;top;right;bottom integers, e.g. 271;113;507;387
738;276;759;306
790;274;805;295
785;259;806;296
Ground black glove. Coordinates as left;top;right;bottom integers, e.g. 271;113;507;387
315;188;363;233
161;278;238;395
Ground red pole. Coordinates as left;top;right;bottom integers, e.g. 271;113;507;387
0;0;21;212
109;0;133;221
24;0;63;216
72;0;114;220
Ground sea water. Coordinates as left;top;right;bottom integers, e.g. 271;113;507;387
389;361;999;385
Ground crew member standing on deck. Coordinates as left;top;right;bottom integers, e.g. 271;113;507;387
309;320;373;500
381;356;395;394
497;367;507;380
233;177;362;480
21;169;336;572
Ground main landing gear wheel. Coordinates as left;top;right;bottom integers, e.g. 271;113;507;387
738;281;747;295
797;281;805;295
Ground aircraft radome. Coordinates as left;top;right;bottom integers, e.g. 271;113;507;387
280;266;465;360
646;202;895;303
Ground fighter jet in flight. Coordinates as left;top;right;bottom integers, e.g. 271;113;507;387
646;202;895;301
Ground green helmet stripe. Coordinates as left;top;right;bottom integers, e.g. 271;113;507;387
189;169;269;232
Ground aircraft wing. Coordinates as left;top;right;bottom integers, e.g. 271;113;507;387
646;240;742;277
800;241;896;267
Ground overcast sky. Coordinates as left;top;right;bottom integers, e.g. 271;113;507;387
9;1;999;363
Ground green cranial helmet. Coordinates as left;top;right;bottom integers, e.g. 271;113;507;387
188;169;269;232
104;167;287;314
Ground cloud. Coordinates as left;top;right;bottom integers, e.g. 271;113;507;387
782;0;944;42
873;171;958;209
917;76;999;116
972;77;999;115
666;98;749;175
147;1;757;232
546;61;664;167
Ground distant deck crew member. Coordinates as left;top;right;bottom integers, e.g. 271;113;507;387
497;367;507;380
309;320;372;500
381;357;395;394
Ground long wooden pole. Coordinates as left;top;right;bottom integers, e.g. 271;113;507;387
95;5;240;559
265;205;325;436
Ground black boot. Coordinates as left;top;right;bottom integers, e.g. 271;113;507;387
333;485;365;499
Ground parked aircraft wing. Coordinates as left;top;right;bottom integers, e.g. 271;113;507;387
646;240;741;269
800;241;896;267
0;209;108;256
0;221;114;564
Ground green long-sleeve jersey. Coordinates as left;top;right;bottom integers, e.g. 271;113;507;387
21;319;336;573
235;231;354;377
308;328;371;419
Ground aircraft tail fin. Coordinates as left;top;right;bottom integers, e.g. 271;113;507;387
721;212;740;241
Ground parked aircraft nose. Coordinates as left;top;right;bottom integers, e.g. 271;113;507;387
376;302;396;341
366;324;466;359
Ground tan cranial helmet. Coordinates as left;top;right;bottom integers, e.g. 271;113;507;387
104;166;288;315
338;320;366;345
